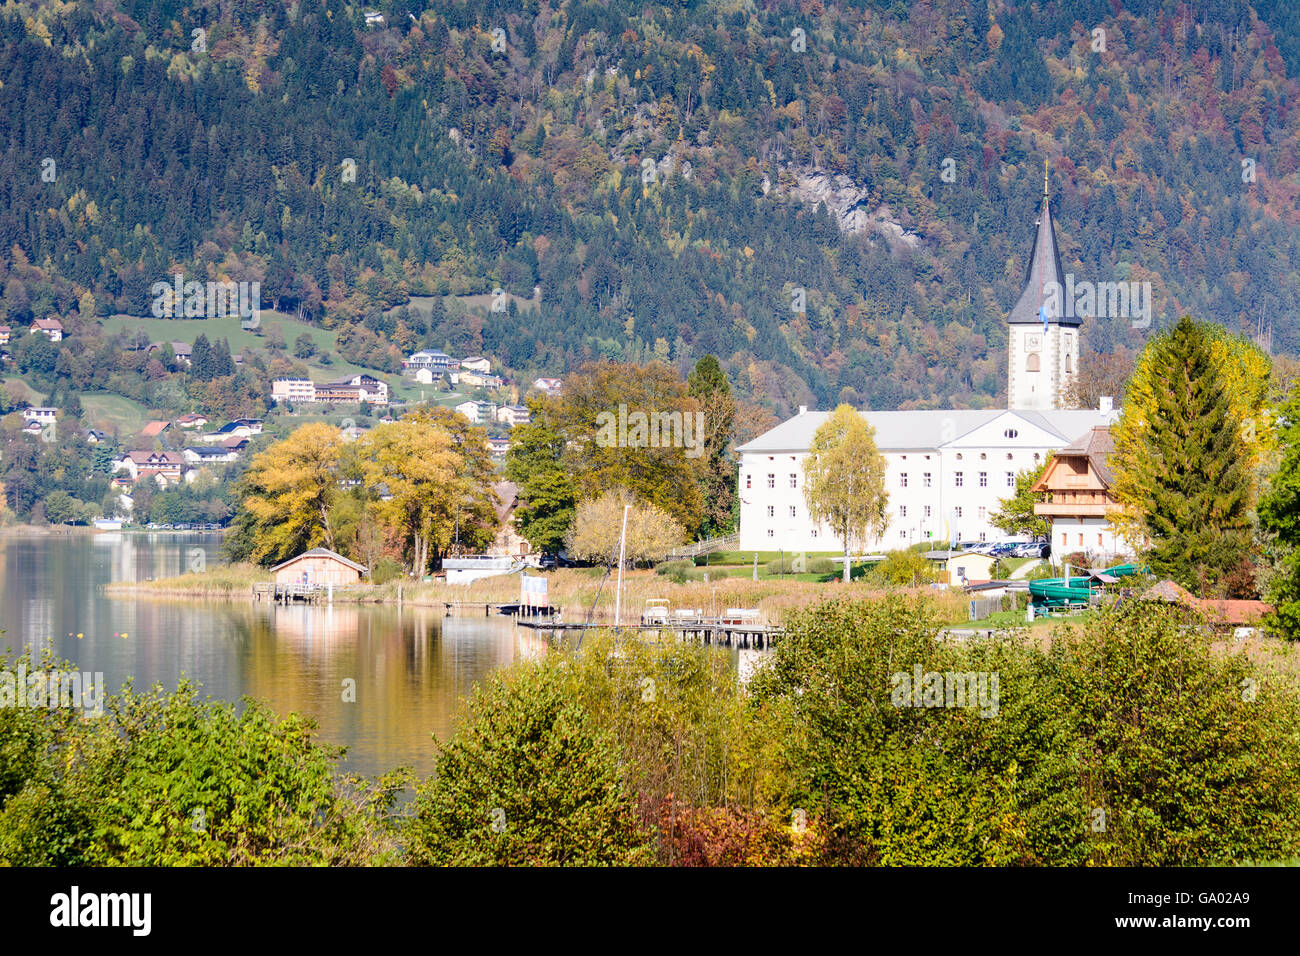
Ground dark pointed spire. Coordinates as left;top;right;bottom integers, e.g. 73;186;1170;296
1008;167;1079;326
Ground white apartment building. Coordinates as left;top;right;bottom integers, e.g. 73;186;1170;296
272;378;316;404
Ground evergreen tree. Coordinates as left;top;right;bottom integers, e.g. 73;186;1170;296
1112;317;1255;595
686;354;736;535
190;334;213;382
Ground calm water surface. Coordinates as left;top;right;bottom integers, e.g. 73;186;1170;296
0;533;548;778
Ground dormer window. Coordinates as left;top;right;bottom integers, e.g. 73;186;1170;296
1004;429;1018;439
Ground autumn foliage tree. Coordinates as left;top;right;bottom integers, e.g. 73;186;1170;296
225;422;346;565
802;405;889;582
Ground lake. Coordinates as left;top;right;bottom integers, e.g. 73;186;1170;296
0;532;549;779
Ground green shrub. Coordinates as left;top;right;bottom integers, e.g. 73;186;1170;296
655;559;701;583
807;557;837;575
867;549;938;587
406;660;653;866
370;557;404;585
750;597;1300;865
0;653;404;866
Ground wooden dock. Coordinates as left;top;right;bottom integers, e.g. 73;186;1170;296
518;617;782;648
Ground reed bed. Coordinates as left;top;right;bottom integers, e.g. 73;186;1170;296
107;565;969;623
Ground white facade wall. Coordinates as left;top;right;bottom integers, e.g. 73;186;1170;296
739;446;1051;552
272;379;316;403
736;409;1118;554
1048;516;1134;564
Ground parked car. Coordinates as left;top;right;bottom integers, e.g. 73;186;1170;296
537;553;558;570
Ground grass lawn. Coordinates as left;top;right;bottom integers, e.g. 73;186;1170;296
704;550;847;565
2;376;45;404
80;393;152;437
101;312;426;403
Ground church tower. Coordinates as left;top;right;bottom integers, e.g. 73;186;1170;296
1007;164;1080;410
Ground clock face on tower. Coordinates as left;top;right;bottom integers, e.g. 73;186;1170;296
1026;333;1042;350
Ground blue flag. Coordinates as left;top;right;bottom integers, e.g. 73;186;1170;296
1039;303;1050;332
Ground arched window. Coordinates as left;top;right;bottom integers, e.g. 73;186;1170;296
1025;353;1040;372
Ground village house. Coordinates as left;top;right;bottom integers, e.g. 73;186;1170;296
460;356;491;374
21;407;57;425
147;341;192;364
183;445;240;464
314;374;389;405
495;404;531;426
175;413;209;429
271;548;368;587
0;325;10;345
487;481;531;559
84;429;109;444
532;377;562;395
201;419;264;443
922;549;1000;587
1142;580;1273;639
31;317;63;341
487;436;511;457
113;451;187;485
140;420;170;440
458;369;504;389
455;400;497;424
1031;426;1134;566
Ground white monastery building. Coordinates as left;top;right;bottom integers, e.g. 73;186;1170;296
737;178;1130;559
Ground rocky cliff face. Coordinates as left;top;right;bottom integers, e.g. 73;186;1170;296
783;167;922;250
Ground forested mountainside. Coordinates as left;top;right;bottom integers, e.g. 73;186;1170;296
4;0;1300;413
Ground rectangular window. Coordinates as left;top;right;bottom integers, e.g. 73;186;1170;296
766;474;775;489
923;472;932;488
1098;533;1104;547
1079;533;1084;546
954;472;963;487
899;505;907;518
924;505;931;518
979;472;987;487
1006;472;1015;488
978;506;986;520
899;530;907;539
1061;532;1067;546
745;474;752;489
789;474;797;488
979;532;987;542
766;506;774;518
955;507;963;518
789;506;797;518
767;529;774;538
900;473;908;488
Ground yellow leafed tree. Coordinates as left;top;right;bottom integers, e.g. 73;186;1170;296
803;405;890;583
232;423;345;565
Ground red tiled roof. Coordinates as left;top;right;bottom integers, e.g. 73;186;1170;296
1143;580;1272;625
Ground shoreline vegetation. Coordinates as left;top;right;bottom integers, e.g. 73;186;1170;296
7;597;1300;866
105;564;972;624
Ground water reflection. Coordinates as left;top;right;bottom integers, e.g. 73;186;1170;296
0;534;549;777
